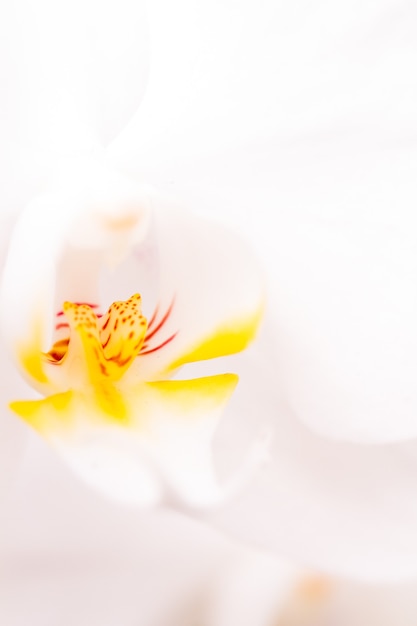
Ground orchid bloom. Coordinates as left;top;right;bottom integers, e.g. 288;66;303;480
1;155;264;508
5;0;417;598
0;0;267;508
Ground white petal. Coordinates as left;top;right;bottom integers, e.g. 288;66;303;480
124;200;264;382
277;575;417;626
0;215;28;499
322;578;417;626
0;0;148;213
105;0;417;443
109;0;417;176
11;375;239;508
1;432;304;626
120;133;417;444
0;435;230;626
201;319;417;582
207;552;300;626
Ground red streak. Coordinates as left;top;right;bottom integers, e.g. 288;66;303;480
145;299;175;343
140;332;178;355
55;323;69;330
146;306;159;331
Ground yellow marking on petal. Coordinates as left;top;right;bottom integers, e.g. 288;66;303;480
11;375;237;438
166;304;264;372
92;384;130;423
19;318;48;383
146;374;239;416
10;391;74;435
11;387;130;435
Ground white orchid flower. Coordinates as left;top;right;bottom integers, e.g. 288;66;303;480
0;0;265;509
2;155;264;508
3;0;417;592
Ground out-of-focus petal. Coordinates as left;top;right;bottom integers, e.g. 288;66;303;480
107;0;417;444
0;0;148;214
207;551;299;626
110;0;417;175
0;432;304;626
200;318;417;582
10;375;238;507
319;578;417;626
120;131;417;444
277;576;417;626
0;214;29;500
0;436;214;625
0;372;28;501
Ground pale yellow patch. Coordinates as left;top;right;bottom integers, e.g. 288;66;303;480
11;391;74;436
166;304;264;372
19;318;48;384
296;576;333;604
102;214;139;232
10;386;131;436
275;576;334;626
145;374;239;417
11;374;238;436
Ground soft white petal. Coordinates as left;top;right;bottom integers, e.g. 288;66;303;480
0;215;28;498
197;317;417;582
0;0;148;214
0;453;214;625
207;552;299;626
107;0;417;443
0;433;302;626
116;132;417;444
124;200;264;382
278;577;417;626
321;579;417;626
110;0;417;174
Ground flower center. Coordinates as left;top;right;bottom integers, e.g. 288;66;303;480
45;294;148;384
